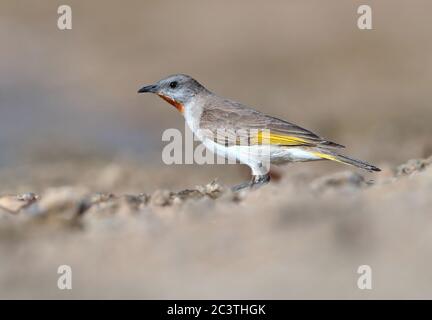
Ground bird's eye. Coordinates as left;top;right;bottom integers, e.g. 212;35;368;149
169;81;178;89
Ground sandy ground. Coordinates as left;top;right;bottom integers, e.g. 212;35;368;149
1;156;432;299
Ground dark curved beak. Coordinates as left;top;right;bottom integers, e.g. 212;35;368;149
138;84;157;93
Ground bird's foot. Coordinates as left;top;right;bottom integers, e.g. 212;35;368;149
231;174;270;192
251;174;271;188
231;181;252;192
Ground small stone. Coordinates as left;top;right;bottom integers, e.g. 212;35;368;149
150;190;173;206
90;193;116;203
37;186;89;216
196;180;225;199
175;189;203;200
395;157;432;176
16;192;39;202
0;193;39;214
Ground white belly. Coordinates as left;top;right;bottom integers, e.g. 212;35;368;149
200;138;320;175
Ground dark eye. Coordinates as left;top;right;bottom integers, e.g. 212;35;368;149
169;81;178;89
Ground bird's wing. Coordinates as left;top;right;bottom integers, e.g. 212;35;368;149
198;99;344;148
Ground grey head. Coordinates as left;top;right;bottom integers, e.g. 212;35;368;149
138;74;208;110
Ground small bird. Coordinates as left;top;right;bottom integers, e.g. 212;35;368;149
138;74;380;190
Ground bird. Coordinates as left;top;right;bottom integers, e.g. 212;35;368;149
138;74;380;191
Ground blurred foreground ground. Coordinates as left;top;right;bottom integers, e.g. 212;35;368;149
1;156;431;299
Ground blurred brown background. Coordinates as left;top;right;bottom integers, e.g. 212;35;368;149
1;0;431;190
1;1;432;300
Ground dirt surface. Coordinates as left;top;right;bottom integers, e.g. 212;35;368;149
1;156;431;299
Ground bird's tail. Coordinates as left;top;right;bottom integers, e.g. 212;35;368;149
312;150;381;172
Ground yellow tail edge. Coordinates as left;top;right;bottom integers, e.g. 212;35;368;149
312;151;381;172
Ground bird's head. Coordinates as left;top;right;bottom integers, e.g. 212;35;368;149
138;74;206;113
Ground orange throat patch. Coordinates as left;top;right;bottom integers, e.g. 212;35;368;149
158;94;184;113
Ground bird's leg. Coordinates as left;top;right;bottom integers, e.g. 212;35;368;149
231;174;270;192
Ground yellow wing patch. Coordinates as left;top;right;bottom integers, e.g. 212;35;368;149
254;131;311;146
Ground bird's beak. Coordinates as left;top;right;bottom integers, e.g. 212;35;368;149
138;84;157;93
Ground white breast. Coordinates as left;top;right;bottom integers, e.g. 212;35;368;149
184;100;202;134
184;100;246;167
